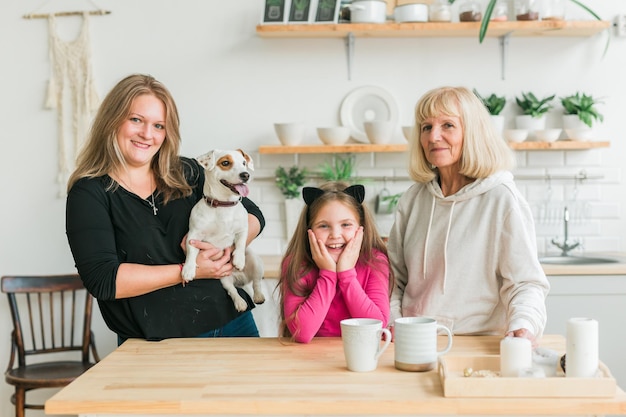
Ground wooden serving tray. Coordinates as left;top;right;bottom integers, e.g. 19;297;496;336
439;355;616;398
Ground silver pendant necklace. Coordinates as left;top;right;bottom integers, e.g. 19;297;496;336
148;189;158;216
117;173;158;216
147;176;158;216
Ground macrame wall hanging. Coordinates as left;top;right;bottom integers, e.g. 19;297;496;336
24;2;111;197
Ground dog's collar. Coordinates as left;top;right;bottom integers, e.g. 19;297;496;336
203;195;241;208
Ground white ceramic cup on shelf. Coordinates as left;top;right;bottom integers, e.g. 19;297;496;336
394;316;453;372
340;318;392;372
364;120;394;144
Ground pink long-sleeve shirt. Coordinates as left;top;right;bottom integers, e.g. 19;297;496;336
282;249;390;343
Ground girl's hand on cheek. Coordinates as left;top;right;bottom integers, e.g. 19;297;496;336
337;226;363;272
308;229;335;271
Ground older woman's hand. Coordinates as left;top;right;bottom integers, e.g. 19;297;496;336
506;328;537;348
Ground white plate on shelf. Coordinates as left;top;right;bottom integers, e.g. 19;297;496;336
340;86;399;143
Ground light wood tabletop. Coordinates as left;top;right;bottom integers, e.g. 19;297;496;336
45;335;626;416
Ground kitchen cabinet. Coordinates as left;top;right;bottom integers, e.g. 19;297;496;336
545;274;626;390
259;141;609;154
256;20;610;79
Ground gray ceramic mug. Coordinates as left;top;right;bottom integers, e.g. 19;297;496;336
394;316;453;372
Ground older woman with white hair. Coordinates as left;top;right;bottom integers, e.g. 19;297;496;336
387;86;549;345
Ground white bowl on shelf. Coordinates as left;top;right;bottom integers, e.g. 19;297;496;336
402;126;413;141
565;128;594;141
364;120;394;144
317;127;350;145
504;129;529;143
534;129;562;142
274;122;305;146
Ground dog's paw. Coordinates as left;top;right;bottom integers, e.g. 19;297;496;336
232;254;245;271
233;296;248;312
181;264;196;282
253;292;266;305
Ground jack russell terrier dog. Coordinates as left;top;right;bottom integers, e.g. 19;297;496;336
181;149;265;312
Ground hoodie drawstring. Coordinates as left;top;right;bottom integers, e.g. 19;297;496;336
442;201;456;293
422;197;436;280
423;195;456;294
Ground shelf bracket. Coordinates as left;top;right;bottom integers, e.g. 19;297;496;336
499;32;512;81
345;32;355;81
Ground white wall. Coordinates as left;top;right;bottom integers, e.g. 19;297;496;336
1;2;625;416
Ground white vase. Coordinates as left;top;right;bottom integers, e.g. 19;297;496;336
515;114;546;130
515;115;546;140
284;198;305;241
490;115;505;133
562;114;594;141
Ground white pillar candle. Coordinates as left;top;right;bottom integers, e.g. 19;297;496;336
566;317;599;378
500;336;532;377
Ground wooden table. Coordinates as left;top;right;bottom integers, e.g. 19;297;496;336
45;335;626;416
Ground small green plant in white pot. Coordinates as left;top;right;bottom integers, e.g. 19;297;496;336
474;89;506;133
275;165;308;239
515;92;555;132
560;92;604;140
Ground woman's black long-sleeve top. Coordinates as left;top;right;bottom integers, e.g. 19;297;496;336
66;157;265;341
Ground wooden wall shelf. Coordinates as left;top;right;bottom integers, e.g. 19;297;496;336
259;143;407;154
508;141;610;150
259;141;609;154
256;20;610;39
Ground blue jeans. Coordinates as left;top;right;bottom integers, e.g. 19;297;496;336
196;311;260;338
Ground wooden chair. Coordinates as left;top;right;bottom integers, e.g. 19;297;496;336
2;274;100;417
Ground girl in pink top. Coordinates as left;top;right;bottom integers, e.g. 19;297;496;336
279;181;392;343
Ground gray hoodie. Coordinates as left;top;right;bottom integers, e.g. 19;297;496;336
388;171;549;337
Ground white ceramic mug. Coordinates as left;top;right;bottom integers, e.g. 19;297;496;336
394;316;453;372
364;120;394;144
340;318;392;372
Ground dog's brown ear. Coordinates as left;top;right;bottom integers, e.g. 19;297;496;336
237;149;254;171
196;150;216;171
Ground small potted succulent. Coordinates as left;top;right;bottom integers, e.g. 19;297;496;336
515;91;555;131
560;92;604;140
474;89;506;132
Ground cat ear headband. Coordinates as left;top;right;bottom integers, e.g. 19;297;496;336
302;184;365;206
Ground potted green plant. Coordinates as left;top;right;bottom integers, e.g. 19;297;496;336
275;165;308;199
560;92;604;128
319;154;356;182
515;92;555;131
275;165;308;239
474;89;506;132
560;92;604;140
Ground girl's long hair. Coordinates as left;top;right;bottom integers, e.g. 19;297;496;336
277;181;392;339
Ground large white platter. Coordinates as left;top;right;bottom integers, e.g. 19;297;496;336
340;86;399;143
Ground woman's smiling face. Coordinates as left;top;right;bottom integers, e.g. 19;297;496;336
419;114;464;170
116;94;166;168
310;200;360;263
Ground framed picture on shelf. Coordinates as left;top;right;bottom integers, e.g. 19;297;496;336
312;0;341;23
289;0;312;23
262;0;287;24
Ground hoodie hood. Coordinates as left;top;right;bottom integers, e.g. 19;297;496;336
425;170;515;202
422;171;515;293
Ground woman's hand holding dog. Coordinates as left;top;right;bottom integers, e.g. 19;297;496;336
186;239;234;279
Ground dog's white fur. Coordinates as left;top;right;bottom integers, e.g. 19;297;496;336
181;149;265;312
